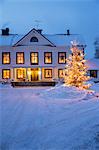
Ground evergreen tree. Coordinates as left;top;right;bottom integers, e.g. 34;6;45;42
64;42;91;89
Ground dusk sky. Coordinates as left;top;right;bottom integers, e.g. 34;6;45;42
0;0;99;59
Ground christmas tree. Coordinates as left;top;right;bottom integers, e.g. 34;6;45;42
64;41;91;89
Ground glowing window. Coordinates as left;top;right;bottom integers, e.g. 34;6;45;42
17;69;25;79
2;69;10;79
44;52;52;64
44;69;52;78
30;37;38;42
58;52;66;64
30;52;38;65
16;52;24;64
58;69;64;78
2;52;10;64
90;70;97;78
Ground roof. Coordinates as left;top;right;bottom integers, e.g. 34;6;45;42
0;34;23;46
87;58;99;70
0;32;85;47
44;34;85;46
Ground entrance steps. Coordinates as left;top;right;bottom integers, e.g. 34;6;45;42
11;81;56;87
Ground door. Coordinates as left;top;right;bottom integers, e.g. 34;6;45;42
31;68;39;81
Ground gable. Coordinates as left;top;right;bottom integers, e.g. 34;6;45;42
14;28;56;47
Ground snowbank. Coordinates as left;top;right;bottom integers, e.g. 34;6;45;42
41;84;90;101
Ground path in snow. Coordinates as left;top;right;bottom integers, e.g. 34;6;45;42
0;85;99;150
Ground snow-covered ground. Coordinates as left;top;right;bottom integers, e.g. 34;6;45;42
0;83;99;150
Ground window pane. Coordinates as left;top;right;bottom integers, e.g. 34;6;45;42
44;69;52;78
90;70;97;78
30;37;38;42
58;52;66;64
2;52;10;64
58;69;64;78
44;52;52;64
31;52;38;64
2;69;10;79
16;52;24;64
17;69;25;79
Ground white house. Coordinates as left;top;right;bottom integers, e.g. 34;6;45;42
0;28;86;86
87;37;99;82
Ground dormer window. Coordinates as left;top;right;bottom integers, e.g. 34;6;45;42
30;37;38;42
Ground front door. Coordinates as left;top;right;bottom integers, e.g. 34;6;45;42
31;68;39;81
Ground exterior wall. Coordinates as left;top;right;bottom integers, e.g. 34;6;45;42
0;45;69;82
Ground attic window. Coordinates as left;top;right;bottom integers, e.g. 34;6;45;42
30;37;38;42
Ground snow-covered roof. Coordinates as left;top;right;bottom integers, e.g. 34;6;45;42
87;58;99;70
0;34;23;46
44;34;85;46
0;33;85;46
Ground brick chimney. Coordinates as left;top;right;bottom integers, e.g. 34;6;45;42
1;28;9;35
67;29;70;35
37;29;42;34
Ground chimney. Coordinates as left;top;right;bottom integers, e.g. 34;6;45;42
67;29;70;35
37;29;42;34
1;28;9;35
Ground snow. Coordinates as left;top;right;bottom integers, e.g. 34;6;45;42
0;35;23;46
0;33;85;47
45;34;85;46
0;83;99;150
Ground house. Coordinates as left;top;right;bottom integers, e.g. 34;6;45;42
87;37;99;82
0;28;86;86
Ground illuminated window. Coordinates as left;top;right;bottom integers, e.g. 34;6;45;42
58;69;64;78
2;52;10;64
58;52;66;64
30;52;38;65
17;69;25;79
2;69;10;79
44;69;52;78
44;52;52;64
16;52;24;64
90;70;97;78
30;37;38;42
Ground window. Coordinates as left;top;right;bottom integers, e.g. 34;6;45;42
30;37;38;42
30;52;38;65
17;69;25;79
2;52;10;64
2;69;10;79
90;70;97;78
44;52;52;64
44;69;52;78
58;52;66;64
58;69;64;78
16;52;24;64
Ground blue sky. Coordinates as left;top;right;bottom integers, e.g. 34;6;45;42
0;0;99;59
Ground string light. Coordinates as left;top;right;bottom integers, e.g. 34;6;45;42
64;44;91;90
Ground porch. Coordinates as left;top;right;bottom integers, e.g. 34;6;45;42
11;81;56;87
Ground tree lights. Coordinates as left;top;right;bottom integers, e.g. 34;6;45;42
64;42;91;89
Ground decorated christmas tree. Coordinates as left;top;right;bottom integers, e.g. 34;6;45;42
64;41;91;89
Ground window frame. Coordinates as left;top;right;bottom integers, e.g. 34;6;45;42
2;52;10;64
90;70;97;78
30;52;39;65
58;69;64;78
16;68;26;79
44;52;52;64
16;52;25;64
44;69;52;78
58;52;66;64
2;69;10;79
30;37;38;42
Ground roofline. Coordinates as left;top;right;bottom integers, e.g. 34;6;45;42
13;28;56;47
